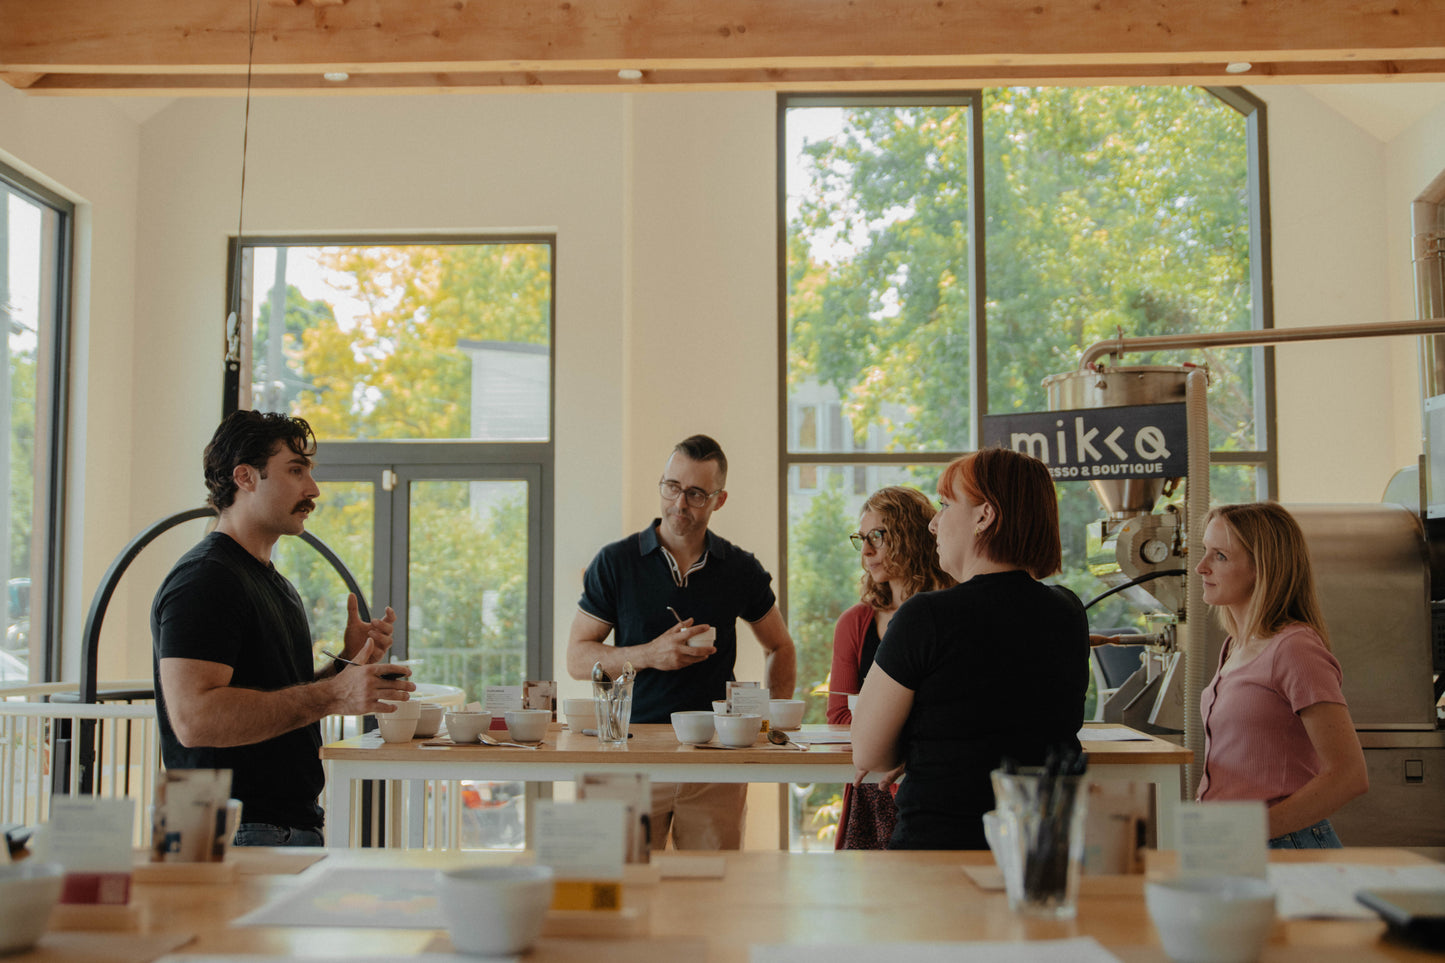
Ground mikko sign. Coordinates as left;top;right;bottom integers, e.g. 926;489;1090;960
981;403;1188;481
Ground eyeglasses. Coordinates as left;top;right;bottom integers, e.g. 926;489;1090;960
659;480;723;509
849;528;887;550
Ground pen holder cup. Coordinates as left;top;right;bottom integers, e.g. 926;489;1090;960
592;677;634;750
990;767;1089;920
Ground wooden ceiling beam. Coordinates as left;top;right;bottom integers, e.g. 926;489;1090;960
4;0;1445;92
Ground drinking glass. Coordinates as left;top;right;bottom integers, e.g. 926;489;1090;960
990;767;1089;919
593;676;633;749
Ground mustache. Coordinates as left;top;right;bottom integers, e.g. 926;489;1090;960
293;500;316;514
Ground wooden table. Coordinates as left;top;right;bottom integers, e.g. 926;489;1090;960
16;848;1441;962
320;722;1192;849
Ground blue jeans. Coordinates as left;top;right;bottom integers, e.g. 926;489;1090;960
1268;817;1342;849
233;822;325;847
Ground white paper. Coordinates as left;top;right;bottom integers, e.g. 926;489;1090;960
751;938;1121;963
1174;801;1268;879
483;685;524;714
729;683;769;720
1267;862;1445;919
1077;726;1152;742
796;727;853;744
46;796;135;873
533;799;626;880
232;866;445;928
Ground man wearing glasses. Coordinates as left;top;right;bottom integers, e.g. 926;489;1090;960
567;434;797;850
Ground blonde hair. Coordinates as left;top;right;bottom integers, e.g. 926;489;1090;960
857;486;955;609
1204;502;1330;649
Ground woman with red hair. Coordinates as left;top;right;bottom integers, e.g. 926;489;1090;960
852;448;1089;850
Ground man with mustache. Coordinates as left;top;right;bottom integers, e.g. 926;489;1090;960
567;434;797;849
152;410;406;846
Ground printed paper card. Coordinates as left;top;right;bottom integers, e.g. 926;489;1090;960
1175;800;1267;879
46;796;135;904
151;769;233;863
524;680;558;714
484;684;523;730
578;772;650;864
534;800;627;912
727;682;770;730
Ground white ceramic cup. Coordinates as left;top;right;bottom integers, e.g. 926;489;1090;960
505;708;551;743
0;862;65;955
437;864;556;956
769;699;806;730
413;702;444;738
444;710;492;743
379;698;420;720
847;693;859;713
375;713;418;743
688;625;717;648
1145;875;1276;963
712;699;728;714
713;712;763;748
671;709;715;744
562;697;597;732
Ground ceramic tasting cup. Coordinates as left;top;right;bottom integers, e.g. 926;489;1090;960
413;702;444;738
437;864;556;956
768;699;806;730
374;713;418;743
671;710;715;744
713;712;763;748
688;625;718;648
562;697;597;732
712;700;729;714
0;862;64;954
379;698;420;721
1145;875;1276;963
504;708;551;743
444;710;492;744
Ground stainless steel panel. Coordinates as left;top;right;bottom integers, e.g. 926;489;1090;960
1330;741;1445;847
1287;504;1437;729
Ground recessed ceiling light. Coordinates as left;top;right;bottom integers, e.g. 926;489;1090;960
323;71;350;82
617;68;643;80
1225;62;1252;74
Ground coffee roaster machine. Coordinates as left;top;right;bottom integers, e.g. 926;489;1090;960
1038;171;1445;848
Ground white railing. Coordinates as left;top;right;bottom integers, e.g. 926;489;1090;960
1;680;499;850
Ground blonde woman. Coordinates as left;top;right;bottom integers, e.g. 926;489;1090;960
1195;502;1368;847
828;486;954;849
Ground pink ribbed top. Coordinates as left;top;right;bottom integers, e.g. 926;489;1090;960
1197;623;1347;805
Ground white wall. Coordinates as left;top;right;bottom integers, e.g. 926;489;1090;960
0;85;142;683
1;80;1440;682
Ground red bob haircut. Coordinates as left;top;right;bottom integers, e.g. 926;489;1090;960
937;447;1062;579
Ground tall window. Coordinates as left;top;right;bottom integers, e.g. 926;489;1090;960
781;88;1270;846
0;164;71;686
228;239;555;700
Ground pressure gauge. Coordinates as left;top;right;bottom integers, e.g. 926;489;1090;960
1141;539;1171;564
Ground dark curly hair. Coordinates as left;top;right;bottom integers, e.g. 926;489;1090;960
857;486;955;609
203;410;317;511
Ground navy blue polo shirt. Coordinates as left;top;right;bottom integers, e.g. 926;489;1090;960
578;521;777;723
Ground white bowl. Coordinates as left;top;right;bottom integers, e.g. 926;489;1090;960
1145;875;1276;963
504;709;551;743
375;713;418;743
414;702;444;738
769;699;805;730
444;710;492;743
379;698;420;720
437;864;555;956
671;710;715;744
713;712;763;748
562;698;597;732
688;625;717;648
0;861;64;954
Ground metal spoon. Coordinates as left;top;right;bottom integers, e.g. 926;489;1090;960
767;729;809;751
478;732;541;750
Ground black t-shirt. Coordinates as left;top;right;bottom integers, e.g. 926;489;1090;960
151;532;324;830
578;522;777;723
873;570;1088;850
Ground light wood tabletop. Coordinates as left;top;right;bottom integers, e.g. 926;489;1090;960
13;847;1440;962
320;722;1195;848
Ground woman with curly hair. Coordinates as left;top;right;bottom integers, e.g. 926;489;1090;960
828;486;954;849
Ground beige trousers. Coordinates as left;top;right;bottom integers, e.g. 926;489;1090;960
649;782;748;850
